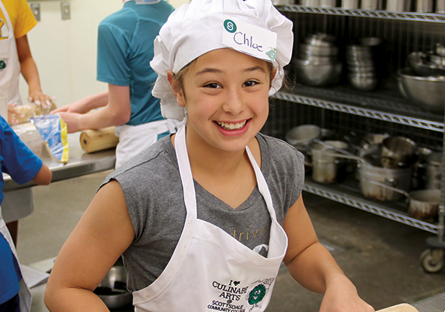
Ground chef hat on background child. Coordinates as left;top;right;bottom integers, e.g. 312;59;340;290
150;0;294;121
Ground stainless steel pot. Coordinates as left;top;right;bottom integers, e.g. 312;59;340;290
386;0;412;12
381;136;417;168
358;156;413;201
341;0;359;9
425;152;442;190
416;0;433;12
361;0;381;10
363;180;440;221
94;266;132;309
311;140;349;183
320;0;336;7
408;189;440;222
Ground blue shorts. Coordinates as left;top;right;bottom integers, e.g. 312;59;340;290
0;293;19;312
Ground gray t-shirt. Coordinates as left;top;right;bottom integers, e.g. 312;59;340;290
102;133;305;291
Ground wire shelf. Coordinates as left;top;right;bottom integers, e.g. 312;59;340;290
277;5;445;23
304;179;439;234
273;91;444;132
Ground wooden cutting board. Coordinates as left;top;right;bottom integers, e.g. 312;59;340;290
377;303;419;312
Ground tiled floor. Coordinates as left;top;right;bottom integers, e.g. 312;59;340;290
16;171;445;312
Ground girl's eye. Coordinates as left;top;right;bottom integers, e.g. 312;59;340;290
204;82;221;89
244;80;259;87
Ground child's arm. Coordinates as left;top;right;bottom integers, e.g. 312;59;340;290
16;35;54;107
32;162;52;185
44;180;134;312
283;195;375;312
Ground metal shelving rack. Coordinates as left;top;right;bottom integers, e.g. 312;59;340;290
272;5;445;271
277;5;445;22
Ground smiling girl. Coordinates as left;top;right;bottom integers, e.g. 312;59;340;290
44;0;374;311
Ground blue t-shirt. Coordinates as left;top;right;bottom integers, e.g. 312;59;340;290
96;0;174;126
0;116;43;304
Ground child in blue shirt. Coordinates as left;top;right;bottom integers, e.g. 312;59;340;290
0;115;51;312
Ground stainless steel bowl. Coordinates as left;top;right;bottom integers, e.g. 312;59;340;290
430;54;445;67
359;37;383;48
397;68;445;112
348;72;378;91
348;64;375;73
94;266;132;309
436;43;445;57
305;33;336;47
293;58;343;86
297;54;336;65
408;52;445;77
299;42;339;57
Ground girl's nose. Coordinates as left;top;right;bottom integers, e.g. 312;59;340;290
222;89;245;115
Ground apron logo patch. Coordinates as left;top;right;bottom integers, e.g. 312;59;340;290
247;284;266;305
245;278;275;312
206;278;275;312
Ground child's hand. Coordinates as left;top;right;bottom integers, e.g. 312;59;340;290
7;103;22;125
320;276;375;312
28;91;56;109
55;112;82;133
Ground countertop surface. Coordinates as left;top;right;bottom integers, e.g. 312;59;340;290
4;132;116;191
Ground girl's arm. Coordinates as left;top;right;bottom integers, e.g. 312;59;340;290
44;180;135;312
283;195;374;312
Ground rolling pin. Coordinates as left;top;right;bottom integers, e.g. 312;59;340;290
80;127;119;153
377;303;419;312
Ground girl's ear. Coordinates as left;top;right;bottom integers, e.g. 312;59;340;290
269;68;278;90
167;70;186;107
271;68;277;81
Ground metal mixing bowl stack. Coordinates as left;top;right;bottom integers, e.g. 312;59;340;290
293;33;342;87
346;37;382;91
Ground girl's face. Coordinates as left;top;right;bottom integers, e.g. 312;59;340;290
170;48;275;154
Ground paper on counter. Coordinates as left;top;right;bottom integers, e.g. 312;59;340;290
20;264;50;288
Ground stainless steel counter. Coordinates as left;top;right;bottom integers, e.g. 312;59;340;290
4;133;116;191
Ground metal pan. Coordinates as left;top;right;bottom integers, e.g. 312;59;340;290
364;180;440;221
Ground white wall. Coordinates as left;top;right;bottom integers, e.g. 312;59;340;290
21;0;188;108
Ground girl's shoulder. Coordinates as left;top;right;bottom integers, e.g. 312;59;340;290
256;132;304;165
103;136;177;186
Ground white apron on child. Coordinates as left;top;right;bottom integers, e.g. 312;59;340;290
114;120;169;168
0;0;22;106
0;207;32;312
132;126;288;312
0;3;32;311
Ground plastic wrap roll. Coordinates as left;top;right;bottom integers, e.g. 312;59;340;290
80;127;119;153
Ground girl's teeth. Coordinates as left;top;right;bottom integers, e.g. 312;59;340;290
217;121;246;130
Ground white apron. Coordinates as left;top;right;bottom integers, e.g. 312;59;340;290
0;207;32;312
0;0;22;107
132;126;288;312
114;120;169;169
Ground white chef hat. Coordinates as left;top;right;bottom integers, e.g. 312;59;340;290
150;0;294;121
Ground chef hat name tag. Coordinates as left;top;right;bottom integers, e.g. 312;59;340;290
222;17;277;62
